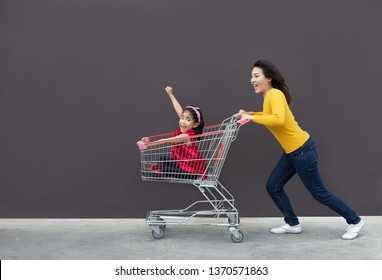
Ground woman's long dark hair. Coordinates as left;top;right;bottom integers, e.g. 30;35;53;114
253;60;292;104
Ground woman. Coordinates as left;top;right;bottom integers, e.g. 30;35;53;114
237;60;363;240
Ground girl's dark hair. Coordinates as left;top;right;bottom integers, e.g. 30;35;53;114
253;60;292;104
184;106;205;135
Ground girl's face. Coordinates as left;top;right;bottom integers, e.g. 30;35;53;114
251;67;272;95
179;110;198;133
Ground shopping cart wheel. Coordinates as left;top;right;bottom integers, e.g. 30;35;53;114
152;227;164;239
149;215;166;230
231;229;244;243
228;216;240;225
157;217;166;230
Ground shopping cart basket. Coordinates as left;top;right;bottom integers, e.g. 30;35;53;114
137;116;249;242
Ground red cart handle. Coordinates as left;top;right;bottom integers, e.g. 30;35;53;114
233;114;250;125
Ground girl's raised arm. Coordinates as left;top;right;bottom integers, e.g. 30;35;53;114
165;86;183;118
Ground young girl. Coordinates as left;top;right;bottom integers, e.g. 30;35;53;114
236;60;363;240
137;86;207;180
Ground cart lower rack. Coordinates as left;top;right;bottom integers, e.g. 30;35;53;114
138;116;249;242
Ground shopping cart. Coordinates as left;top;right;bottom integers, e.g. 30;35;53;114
137;116;249;242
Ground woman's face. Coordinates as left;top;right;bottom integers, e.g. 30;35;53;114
251;67;272;95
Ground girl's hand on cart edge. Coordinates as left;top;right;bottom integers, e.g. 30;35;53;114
137;140;148;150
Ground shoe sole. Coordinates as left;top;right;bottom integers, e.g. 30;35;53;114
341;235;358;240
270;230;302;234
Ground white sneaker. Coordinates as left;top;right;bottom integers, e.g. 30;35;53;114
270;223;302;234
341;219;364;240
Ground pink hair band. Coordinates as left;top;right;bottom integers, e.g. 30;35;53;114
185;106;201;123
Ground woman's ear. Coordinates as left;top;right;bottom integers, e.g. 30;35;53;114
193;122;199;128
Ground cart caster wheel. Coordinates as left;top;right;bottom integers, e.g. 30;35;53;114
228;216;240;225
231;230;244;243
152;228;164;239
159;225;166;230
157;217;166;230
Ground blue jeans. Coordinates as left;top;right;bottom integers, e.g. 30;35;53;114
266;137;360;226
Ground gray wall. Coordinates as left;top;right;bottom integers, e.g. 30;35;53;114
0;0;381;218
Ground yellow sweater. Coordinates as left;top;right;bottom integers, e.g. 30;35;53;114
250;88;310;153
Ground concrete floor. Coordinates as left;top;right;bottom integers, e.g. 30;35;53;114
0;216;381;260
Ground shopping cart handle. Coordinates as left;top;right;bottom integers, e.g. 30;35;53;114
237;118;250;125
233;114;250;125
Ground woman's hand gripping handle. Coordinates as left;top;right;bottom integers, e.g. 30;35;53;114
234;109;251;125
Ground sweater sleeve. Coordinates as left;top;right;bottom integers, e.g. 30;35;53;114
248;111;263;115
252;91;285;126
